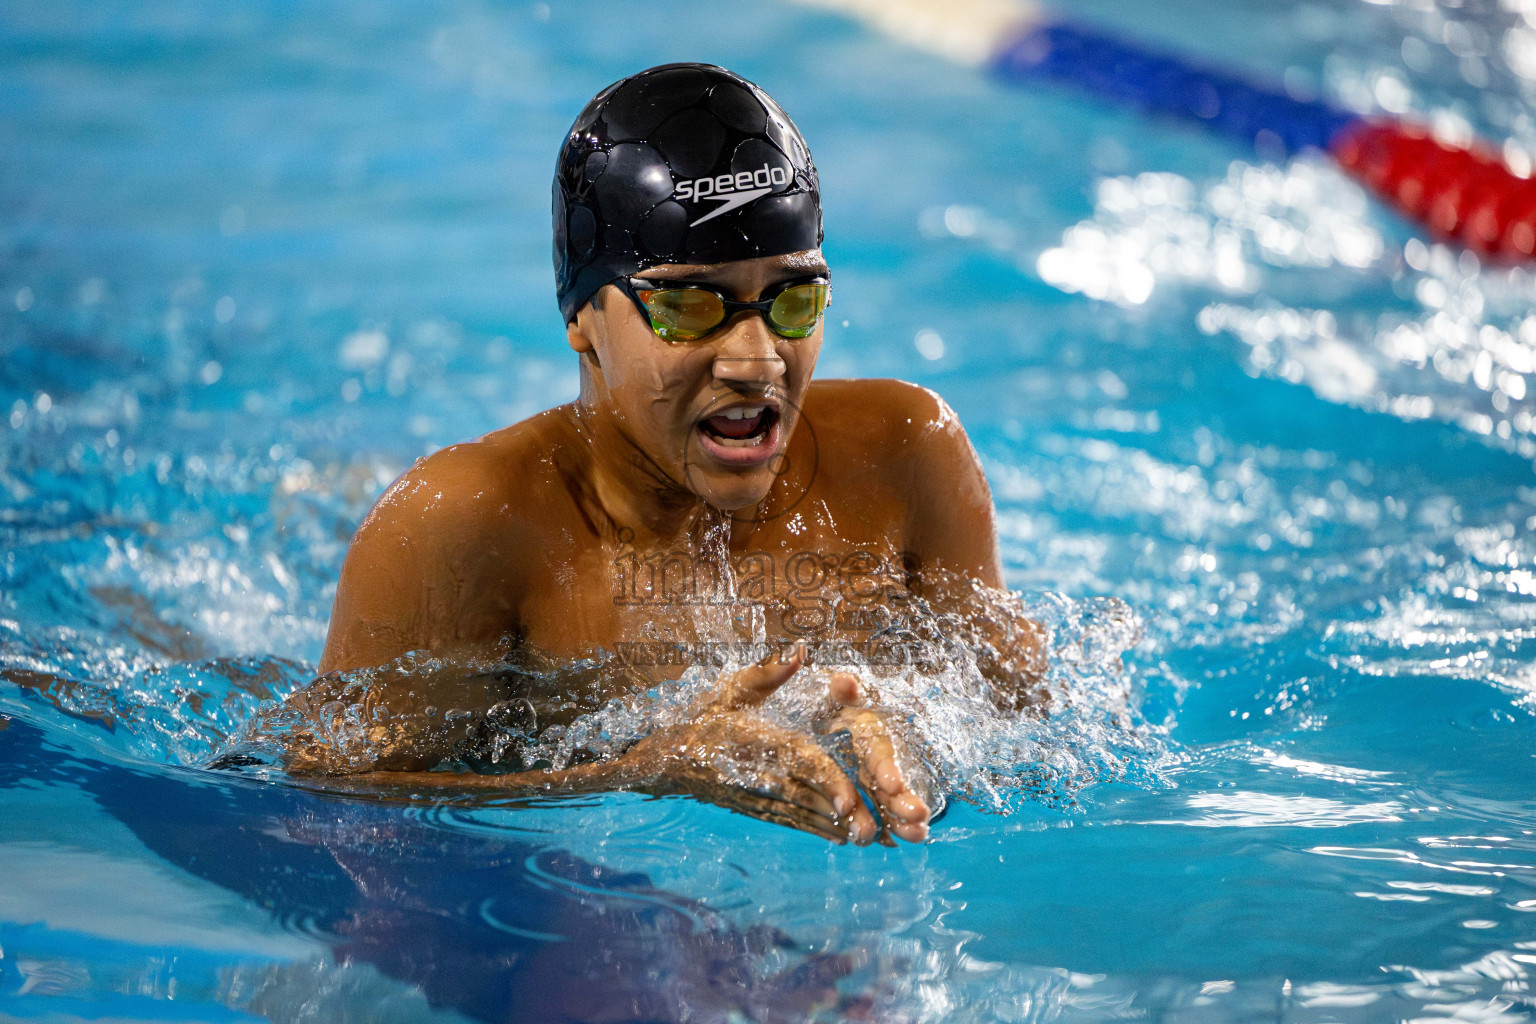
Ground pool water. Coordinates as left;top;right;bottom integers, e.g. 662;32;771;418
3;0;1535;1020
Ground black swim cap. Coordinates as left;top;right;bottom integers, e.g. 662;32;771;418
553;63;823;323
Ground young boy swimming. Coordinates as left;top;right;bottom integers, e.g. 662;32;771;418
261;64;1039;845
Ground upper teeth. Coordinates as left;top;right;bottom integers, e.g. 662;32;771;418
720;406;765;420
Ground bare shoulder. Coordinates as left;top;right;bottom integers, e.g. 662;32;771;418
803;378;967;465
357;406;574;542
321;407;579;672
805;379;999;581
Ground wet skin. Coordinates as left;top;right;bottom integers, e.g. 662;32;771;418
283;250;1033;845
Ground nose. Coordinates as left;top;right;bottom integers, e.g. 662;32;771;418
709;313;786;390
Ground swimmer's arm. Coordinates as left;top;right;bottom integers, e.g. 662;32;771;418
288;655;891;844
292;742;855;838
241;651;527;775
895;385;1048;709
265;448;531;771
318;445;526;675
293;756;860;845
294;751;856;844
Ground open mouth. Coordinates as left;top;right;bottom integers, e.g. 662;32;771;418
696;404;782;466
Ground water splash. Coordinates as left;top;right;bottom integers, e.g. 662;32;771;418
338;581;1168;817
0;617;310;765
3;575;1166;822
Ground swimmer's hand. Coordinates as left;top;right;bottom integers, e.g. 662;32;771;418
819;672;942;846
616;652;940;846
607;649;881;845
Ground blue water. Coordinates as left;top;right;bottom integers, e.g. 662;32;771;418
3;1;1535;1020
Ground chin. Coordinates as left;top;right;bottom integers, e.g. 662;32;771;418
692;470;775;513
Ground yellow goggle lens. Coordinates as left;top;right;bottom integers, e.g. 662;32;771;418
767;282;829;338
638;288;725;343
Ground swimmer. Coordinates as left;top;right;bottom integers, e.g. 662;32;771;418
255;64;1044;845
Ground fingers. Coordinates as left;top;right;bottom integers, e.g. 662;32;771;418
827;670;862;707
713;645;804;712
830;708;934;844
749;723;878;845
734;779;877;846
790;754;879;846
765;770;839;822
811;671;865;736
656;713;881;845
762;729;881;846
684;763;853;844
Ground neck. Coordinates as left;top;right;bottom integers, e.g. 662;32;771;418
566;392;708;547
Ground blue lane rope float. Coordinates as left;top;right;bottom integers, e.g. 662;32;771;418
993;21;1358;158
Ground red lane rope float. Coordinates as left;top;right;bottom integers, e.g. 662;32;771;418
1330;120;1536;260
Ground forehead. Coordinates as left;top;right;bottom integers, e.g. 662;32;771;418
640;249;827;284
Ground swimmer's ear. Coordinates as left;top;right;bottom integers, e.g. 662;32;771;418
567;292;610;362
566;316;595;356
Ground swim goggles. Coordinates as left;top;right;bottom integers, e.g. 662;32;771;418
617;275;831;344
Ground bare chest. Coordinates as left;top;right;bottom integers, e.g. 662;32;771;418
515;513;913;665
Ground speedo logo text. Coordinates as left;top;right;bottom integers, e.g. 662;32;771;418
674;163;790;226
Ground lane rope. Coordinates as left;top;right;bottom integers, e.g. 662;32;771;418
790;0;1536;260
